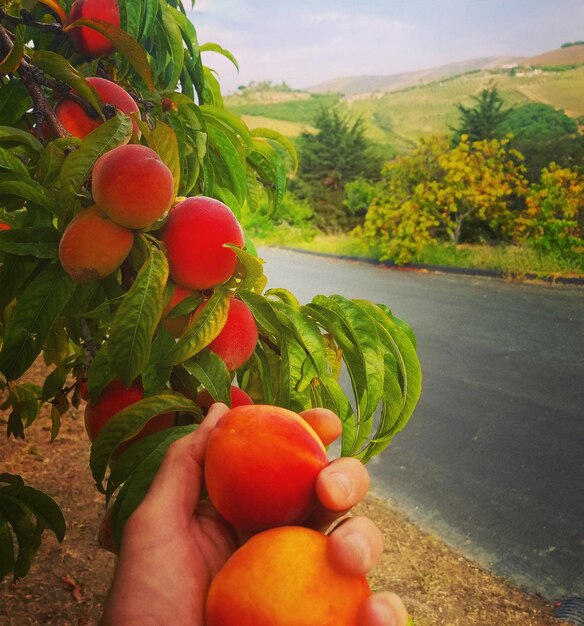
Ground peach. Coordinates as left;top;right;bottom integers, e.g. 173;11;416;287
199;297;258;371
206;526;371;626
68;0;120;57
160;283;197;338
84;378;175;452
59;205;133;283
160;196;244;290
196;385;254;412
0;222;11;231
205;405;329;534
55;76;140;139
92;144;175;229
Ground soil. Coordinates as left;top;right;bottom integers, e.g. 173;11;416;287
0;363;567;626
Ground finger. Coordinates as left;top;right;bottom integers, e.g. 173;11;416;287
327;516;383;576
357;592;409;626
140;403;229;516
316;456;370;512
299;408;342;446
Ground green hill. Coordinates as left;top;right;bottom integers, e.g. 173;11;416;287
225;61;584;154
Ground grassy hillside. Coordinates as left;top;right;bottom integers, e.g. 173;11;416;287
227;64;584;152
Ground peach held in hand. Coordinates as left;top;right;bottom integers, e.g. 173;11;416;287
92;144;175;229
205;526;371;626
205;404;329;534
160;196;244;290
68;0;120;57
59;205;133;283
55;76;140;139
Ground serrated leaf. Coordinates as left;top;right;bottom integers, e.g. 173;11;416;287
183;350;231;406
59;113;132;192
251;138;286;210
0;173;58;214
160;288;230;367
251;127;298;174
200;42;239;71
0;126;43;154
0;264;75;381
238;290;281;337
141;329;175;396
0;485;65;542
0;146;29;176
140;0;158;39
207;124;247;204
36;142;66;187
0;226;60;258
159;2;184;90
90;395;200;490
227;245;265;293
201;105;251;150
116;0;142;38
109;246;168;387
31;51;104;118
139;120;181;195
64;18;154;90
110;425;196;547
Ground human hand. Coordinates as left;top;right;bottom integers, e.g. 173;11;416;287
100;403;408;626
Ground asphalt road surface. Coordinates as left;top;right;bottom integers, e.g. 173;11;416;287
260;247;584;601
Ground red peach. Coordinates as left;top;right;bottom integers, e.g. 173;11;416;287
206;526;371;626
205;404;329;534
68;0;120;57
55;76;140;139
58;205;134;283
160;196;244;290
92;144;175;229
196;386;254;412
0;222;11;231
196;297;258;371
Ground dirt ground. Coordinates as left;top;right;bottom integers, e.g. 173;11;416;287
0;365;567;626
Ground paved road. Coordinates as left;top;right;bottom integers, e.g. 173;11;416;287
260;247;584;600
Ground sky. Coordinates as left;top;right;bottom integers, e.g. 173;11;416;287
188;0;584;93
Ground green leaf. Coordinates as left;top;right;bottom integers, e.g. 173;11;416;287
201;105;251;150
31;51;103;118
0;484;66;542
0;126;43;154
36;142;66;187
90;395;201;490
0;26;24;74
0;80;32;127
0;146;29;176
161;288;231;367
0;173;58;214
116;0;143;38
251;138;287;210
0;513;15;581
0;226;60;258
207;123;247;204
109;246;168;387
110;425;196;547
0;264;75;381
41;366;68;402
64;18;154;90
139;120;181;196
251;127;298;174
183;350;231;406
238;290;281;337
59;113;132;192
0;254;38;311
140;0;159;39
159;1;185;90
141;329;174;397
226;246;265;293
87;342;114;404
200;42;239;71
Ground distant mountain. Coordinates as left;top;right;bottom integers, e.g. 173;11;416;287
523;44;584;67
307;57;523;97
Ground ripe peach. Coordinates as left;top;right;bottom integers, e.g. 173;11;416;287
0;222;11;231
59;205;133;283
84;378;175;453
199;297;258;371
160;196;244;290
196;385;254;412
160;283;197;338
205;404;329;534
68;0;120;57
92;144;175;229
206;526;371;626
55;76;140;139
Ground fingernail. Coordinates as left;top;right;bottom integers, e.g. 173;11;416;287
343;531;372;569
329;470;353;501
370;596;398;626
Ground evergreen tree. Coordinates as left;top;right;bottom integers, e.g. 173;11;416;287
453;85;513;142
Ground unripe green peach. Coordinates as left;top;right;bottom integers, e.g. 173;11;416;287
160;196;244;290
59;205;133;283
92;144;175;229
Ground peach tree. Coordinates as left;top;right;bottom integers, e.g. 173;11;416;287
0;0;422;581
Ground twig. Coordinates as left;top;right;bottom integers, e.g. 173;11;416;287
0;8;63;34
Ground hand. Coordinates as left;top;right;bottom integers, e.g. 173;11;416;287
101;403;408;626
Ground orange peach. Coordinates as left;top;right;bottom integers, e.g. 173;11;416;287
68;0;120;57
59;205;133;283
160;196;244;290
84;378;175;453
205;405;329;534
92;144;175;229
199;297;258;371
206;526;371;626
196;385;254;412
55;76;140;139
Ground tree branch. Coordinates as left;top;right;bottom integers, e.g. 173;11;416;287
0;9;63;34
